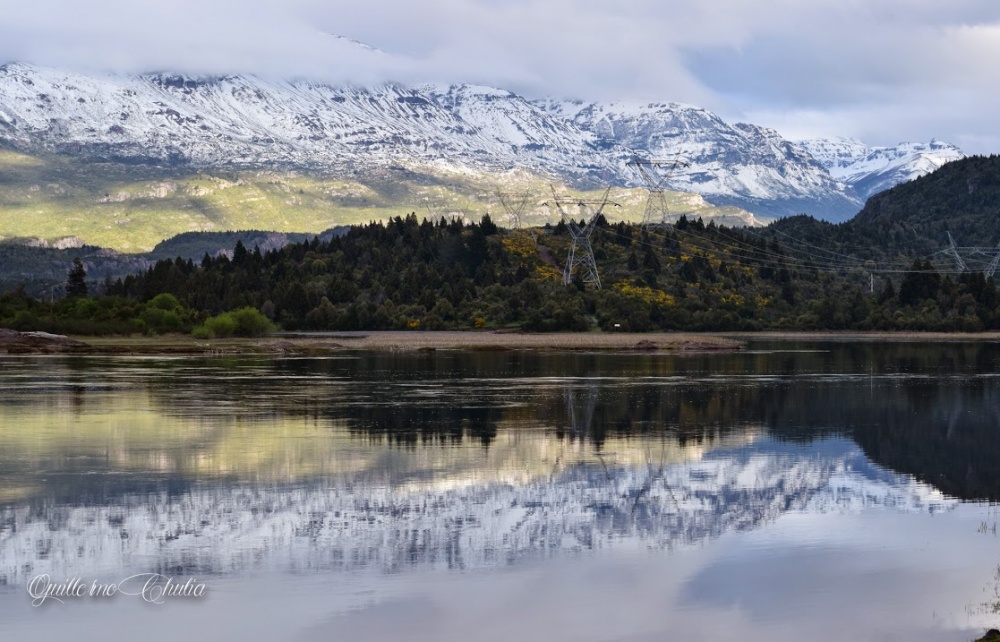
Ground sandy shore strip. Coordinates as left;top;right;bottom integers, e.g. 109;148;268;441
1;331;742;355
10;329;1000;356
306;331;742;351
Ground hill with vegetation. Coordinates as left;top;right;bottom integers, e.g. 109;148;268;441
3;155;1000;335
763;155;1000;266
851;154;1000;245
2;214;996;336
0;228;348;297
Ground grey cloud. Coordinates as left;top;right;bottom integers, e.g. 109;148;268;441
0;0;997;152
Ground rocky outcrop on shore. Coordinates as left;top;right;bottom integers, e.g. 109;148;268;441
0;328;88;354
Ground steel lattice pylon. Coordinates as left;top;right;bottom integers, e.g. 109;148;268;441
495;191;533;230
931;233;1000;277
626;157;689;227
946;231;969;272
545;186;618;289
985;243;1000;279
565;227;600;288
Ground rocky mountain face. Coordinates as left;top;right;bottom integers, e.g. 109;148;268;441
537;98;869;219
798;137;965;202
0;63;963;222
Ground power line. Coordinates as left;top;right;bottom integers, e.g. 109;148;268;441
750;225;869;266
605;223;972;276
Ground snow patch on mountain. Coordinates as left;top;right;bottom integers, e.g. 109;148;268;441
798;137;965;201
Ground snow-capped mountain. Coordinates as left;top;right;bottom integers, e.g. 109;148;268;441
0;64;595;175
537;98;863;218
798;137;965;202
0;63;961;221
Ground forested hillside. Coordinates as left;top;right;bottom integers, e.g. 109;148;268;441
849;154;1000;258
766;155;1000;263
4;156;1000;335
85;214;1000;332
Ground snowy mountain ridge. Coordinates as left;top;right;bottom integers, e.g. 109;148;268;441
0;63;963;222
797;137;965;201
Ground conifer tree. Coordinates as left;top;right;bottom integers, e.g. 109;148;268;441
66;258;88;298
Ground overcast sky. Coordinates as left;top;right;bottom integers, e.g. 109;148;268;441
1;0;998;153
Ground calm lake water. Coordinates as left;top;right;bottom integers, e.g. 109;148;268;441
2;340;1000;641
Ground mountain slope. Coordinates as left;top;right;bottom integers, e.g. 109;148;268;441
849;155;1000;247
0;147;753;253
799;137;964;201
0;63;964;223
0;63;608;179
536;99;863;219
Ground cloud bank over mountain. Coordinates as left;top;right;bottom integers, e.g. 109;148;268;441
0;0;997;153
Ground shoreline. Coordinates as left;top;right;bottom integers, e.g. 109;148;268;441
5;329;1000;356
2;330;742;355
276;331;744;352
723;330;1000;342
81;331;745;354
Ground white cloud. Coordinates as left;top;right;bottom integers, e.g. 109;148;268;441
0;0;998;152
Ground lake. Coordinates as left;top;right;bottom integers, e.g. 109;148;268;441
1;340;999;641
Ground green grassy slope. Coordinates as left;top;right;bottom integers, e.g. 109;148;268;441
0;150;757;252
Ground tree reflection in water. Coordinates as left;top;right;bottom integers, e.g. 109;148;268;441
0;340;997;587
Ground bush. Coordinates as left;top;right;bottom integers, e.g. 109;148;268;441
193;307;277;338
66;297;99;320
147;293;183;312
191;325;213;340
141;307;185;333
229;307;277;336
199;314;238;338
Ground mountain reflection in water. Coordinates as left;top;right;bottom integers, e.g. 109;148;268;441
0;341;994;588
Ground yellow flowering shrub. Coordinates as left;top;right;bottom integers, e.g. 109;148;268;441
613;282;676;306
536;264;563;282
502;234;537;258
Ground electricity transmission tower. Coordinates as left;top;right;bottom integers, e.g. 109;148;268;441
945;232;969;272
545;186;619;289
495;191;533;230
422;198;451;225
985;243;1000;279
626;157;690;227
933;233;1000;277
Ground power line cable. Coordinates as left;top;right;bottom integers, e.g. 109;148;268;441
602;223;971;276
